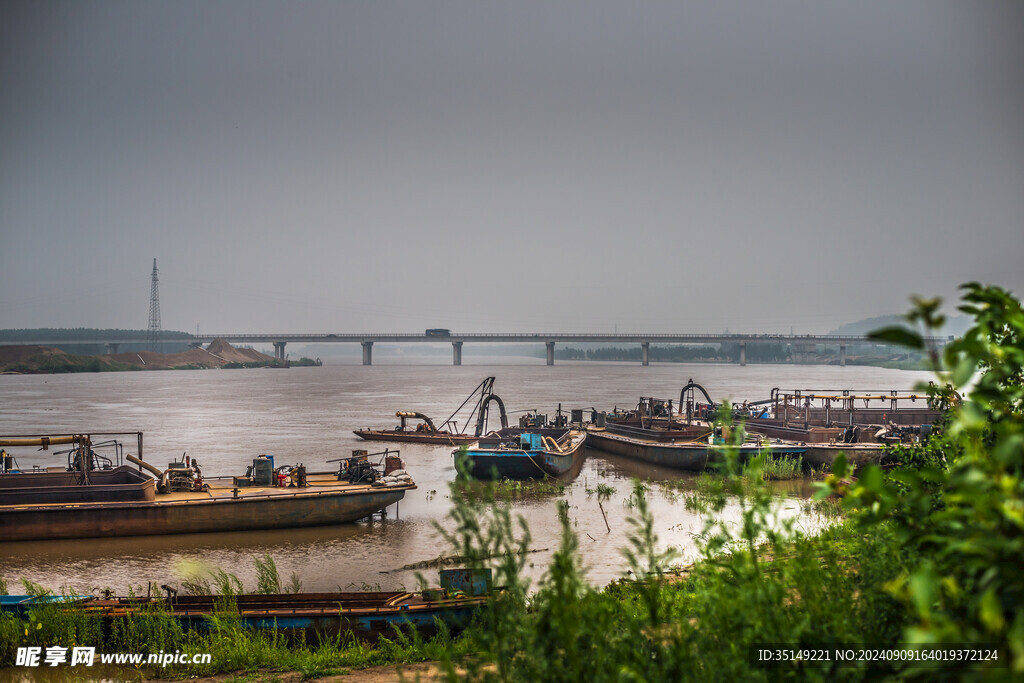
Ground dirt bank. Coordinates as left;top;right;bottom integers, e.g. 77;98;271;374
0;340;276;373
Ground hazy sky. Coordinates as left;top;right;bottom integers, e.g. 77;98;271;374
2;1;1021;335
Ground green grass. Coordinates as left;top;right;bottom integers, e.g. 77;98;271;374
454;477;567;500
756;454;804;480
0;554;473;679
0;590;471;680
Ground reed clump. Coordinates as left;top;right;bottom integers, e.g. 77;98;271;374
453;476;567;501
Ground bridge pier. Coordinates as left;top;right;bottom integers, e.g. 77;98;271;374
545;341;555;366
273;342;287;360
361;341;373;366
452;341;463;366
739;342;746;366
839;343;846;367
641;341;650;366
105;343;120;355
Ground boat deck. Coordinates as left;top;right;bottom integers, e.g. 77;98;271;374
0;471;416;541
1;473;414;511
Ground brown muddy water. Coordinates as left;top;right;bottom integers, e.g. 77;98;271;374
0;358;932;594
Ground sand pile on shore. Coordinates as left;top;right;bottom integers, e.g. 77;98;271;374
111;340;275;369
0;345;68;365
0;345;123;373
206;339;271;363
1;340;276;373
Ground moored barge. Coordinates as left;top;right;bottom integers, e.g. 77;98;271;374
0;434;414;542
355;376;508;444
585;425;807;472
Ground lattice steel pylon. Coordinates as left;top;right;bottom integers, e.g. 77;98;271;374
148;258;161;345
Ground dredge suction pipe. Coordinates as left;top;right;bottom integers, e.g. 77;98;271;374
127;454;172;494
127;453;164;479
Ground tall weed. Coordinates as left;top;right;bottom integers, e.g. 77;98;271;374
253;553;281;594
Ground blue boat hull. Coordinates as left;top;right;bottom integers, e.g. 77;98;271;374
1;592;486;641
457;451;576;479
455;428;586;480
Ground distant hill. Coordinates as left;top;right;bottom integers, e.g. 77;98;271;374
828;314;971;337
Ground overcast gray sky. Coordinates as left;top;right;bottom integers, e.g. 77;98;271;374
2;1;1021;335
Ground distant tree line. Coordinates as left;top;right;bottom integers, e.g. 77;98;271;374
555;344;789;362
0;328;195;356
0;328;193;341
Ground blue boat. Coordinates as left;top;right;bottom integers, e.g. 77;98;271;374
0;594;93;615
0;570;491;641
454;427;587;480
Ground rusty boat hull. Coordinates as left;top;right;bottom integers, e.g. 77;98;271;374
803;443;887;469
585;427;807;472
0;474;412;542
353;429;478;445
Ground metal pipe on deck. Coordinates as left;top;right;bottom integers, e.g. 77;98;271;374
127;454;164;479
0;435;88;448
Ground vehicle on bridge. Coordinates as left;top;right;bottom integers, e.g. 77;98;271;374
425;328;451;337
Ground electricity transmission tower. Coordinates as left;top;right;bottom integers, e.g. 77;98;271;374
148;258;161;347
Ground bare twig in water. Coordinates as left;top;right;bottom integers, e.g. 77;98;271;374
599;500;611;533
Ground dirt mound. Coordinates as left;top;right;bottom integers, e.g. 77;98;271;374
0;345;124;373
205;339;273;364
0;345;69;365
3;340;276;373
111;348;221;369
111;340;275;369
234;346;272;362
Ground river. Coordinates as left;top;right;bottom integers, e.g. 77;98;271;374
0;358;933;594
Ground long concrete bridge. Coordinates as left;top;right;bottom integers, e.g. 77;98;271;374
2;332;952;367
